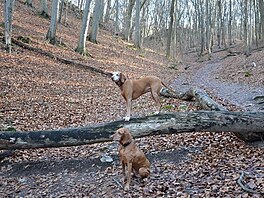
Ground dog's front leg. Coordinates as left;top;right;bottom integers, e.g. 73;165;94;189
124;98;132;121
124;162;132;191
122;162;126;182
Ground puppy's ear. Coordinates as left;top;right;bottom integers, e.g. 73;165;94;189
121;128;132;143
120;73;127;83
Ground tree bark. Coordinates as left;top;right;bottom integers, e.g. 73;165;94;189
89;0;103;44
58;0;64;24
199;0;205;55
46;0;60;45
40;0;49;18
161;86;227;111
124;0;135;41
114;0;119;33
104;0;111;23
244;0;250;56
75;0;92;55
228;0;232;47
166;0;175;58
134;0;141;48
259;0;264;40
4;0;15;53
0;111;263;150
217;0;221;48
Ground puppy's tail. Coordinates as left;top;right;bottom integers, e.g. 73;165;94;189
161;81;177;95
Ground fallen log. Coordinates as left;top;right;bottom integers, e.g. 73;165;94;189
161;86;227;111
161;85;264;141
0;111;263;150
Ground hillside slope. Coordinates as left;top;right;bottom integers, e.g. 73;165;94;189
0;1;263;197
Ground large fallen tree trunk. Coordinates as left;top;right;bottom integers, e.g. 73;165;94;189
0;111;263;150
161;87;227;111
161;85;264;141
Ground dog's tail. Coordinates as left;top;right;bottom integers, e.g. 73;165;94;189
161;81;177;95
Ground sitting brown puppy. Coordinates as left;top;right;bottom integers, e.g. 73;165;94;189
111;127;150;191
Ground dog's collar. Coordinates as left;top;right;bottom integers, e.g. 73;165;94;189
116;81;123;87
115;80;124;87
121;140;132;147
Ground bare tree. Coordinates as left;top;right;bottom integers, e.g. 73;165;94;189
217;0;221;48
63;0;69;25
46;0;60;45
4;0;15;53
260;0;264;40
40;0;49;18
58;0;65;24
115;0;119;33
166;0;176;57
104;0;111;23
134;0;141;48
76;0;92;55
244;0;250;55
228;0;232;47
253;0;259;46
89;0;103;43
199;0;205;55
124;0;135;41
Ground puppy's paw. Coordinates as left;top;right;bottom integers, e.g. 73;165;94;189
123;116;130;121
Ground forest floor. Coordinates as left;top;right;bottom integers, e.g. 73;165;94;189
0;1;264;197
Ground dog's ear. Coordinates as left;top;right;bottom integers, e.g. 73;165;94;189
120;73;127;83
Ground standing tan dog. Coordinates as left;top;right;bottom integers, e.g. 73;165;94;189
112;71;171;121
111;127;150;191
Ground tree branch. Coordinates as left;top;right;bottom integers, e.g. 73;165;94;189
237;171;263;195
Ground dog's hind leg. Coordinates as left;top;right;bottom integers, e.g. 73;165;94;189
151;90;161;114
139;167;150;179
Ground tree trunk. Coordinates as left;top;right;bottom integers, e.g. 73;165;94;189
166;0;176;57
89;0;103;44
220;0;226;49
199;0;205;55
114;0;119;33
259;0;264;40
134;0;141;48
217;0;221;48
172;0;178;60
254;0;259;46
4;0;15;53
0;111;263;150
124;0;135;41
46;0;60;45
160;86;227;111
228;0;232;47
40;0;49;18
205;0;210;52
99;0;105;23
58;0;64;24
63;0;68;25
104;0;111;23
75;0;92;56
244;0;250;56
